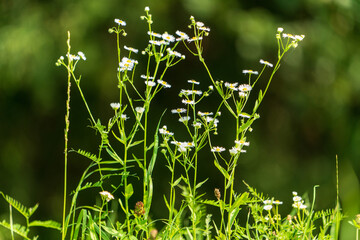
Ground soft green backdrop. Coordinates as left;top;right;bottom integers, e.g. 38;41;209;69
1;0;360;238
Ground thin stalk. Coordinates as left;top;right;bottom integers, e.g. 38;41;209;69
62;31;71;240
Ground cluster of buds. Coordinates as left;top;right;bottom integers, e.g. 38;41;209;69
134;201;146;216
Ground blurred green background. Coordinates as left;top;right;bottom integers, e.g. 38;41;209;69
1;0;360;238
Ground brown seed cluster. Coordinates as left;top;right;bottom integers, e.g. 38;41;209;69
135;201;145;216
214;188;221;200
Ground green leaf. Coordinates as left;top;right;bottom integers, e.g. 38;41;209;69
75;149;101;162
172;177;182;188
129;140;144;148
72;209;87;240
0;192;30;218
29;220;61;230
124;184;133;200
213;160;230;180
195;178;208;189
0;220;30;239
105;147;124;165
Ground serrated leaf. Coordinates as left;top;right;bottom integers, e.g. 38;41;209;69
75;149;101;162
29;220;61;230
0;220;30;239
0;192;30;218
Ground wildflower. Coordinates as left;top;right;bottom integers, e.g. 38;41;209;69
238;84;252;92
120;114;128;120
229;147;240;155
214;188;221;200
148;31;162;38
239;112;251;118
235;139;250;147
124;45;139;53
211;146;226;152
110;102;120;110
149;40;169;46
150;229;158;240
167;48;184;58
180;89;202;95
179;116;191;122
239;92;247;98
66;53;80;61
134;201;145;216
182;99;195;105
157;79;171;88
141;74;154;80
242;70;259;75
77;51;86;61
171;108;186;114
118;57;138;72
224;82;238;91
355;214;360;225
292;201;307;209
263;200;272;205
144;6;150;11
273;200;283;205
135;107;145;114
198;111;213;116
260;59;273;67
196;21;205;27
192;121;202;128
145;81;156;87
115;19;126;26
175;30;189;41
187;79;200;85
99;191;114;202
293;196;302;202
277;27;284;33
159;126;174;136
263;205;273;211
162;32;175;42
187;36;203;42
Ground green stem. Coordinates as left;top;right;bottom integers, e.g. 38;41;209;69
62;31;71;240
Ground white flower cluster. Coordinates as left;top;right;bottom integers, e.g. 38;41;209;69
292;191;307;209
277;27;305;48
171;140;194;153
118;57;138;72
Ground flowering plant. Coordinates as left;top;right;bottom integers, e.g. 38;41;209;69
0;6;345;240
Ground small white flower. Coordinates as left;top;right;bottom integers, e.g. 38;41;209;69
192;121;202;128
175;30;189;40
273;200;283;205
277;27;284;33
293;196;302;202
115;19;126;26
187;36;203;42
145;6;150;11
135;107;145;113
141;74;154;80
239;92;247;98
120;114;128;120
263;200;272;205
211;146;226;152
145;81;156;87
157;79;171;88
148;31;162;38
198;111;213;116
162;32;175;42
187;79;200;85
263;205;273;211
242;70;259;75
224;82;239;91
124;45;139;53
235;139;250;147
182;99;195;105
180;89;202;95
229;147;239;155
196;21;205;27
159;126;173;136
239;112;251;118
100;191;114;202
110;102;120;110
179;116;191;122
260;59;273;67
77;51;86;60
171;108;187;114
238;84;252;92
